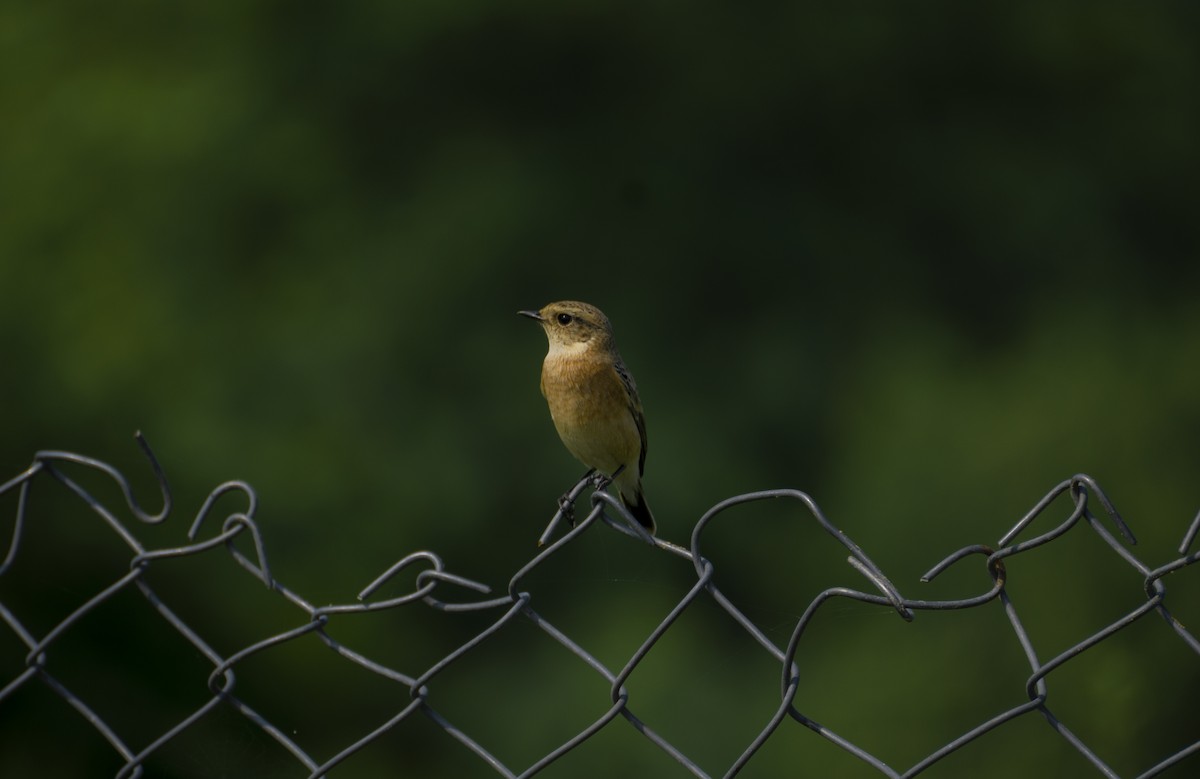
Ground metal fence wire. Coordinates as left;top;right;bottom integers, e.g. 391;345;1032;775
1;434;1199;778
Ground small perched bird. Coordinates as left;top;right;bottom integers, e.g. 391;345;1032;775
519;301;656;535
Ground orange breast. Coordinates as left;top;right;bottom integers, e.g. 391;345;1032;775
541;355;640;475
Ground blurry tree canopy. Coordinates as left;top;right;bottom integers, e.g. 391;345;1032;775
1;2;1198;777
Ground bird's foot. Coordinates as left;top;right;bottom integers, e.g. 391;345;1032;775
591;464;624;492
557;492;577;526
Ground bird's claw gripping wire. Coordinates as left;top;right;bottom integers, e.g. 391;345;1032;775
556;493;576;526
539;467;637;547
590;467;618;491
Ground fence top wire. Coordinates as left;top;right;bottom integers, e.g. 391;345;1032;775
1;433;1199;778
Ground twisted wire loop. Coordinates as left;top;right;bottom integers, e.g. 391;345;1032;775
1;439;1197;778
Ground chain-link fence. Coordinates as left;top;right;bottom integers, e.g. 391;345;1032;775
1;434;1198;778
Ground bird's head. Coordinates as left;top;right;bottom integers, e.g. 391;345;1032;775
518;300;614;355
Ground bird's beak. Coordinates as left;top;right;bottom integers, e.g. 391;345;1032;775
517;310;544;321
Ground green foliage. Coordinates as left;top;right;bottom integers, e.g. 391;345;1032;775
2;2;1198;776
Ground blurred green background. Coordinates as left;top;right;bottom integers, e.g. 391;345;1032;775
2;2;1199;777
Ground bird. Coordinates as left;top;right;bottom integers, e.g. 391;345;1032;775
519;300;656;535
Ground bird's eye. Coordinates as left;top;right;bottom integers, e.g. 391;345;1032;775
556;313;573;325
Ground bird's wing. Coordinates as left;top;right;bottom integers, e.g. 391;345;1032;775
614;358;648;477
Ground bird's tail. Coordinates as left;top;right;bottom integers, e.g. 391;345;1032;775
619;486;656;536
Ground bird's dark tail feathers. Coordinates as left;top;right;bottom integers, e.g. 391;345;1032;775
620;489;656;536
